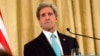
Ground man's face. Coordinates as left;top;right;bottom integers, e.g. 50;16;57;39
39;7;57;31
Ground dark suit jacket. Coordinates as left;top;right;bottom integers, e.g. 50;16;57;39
24;32;79;56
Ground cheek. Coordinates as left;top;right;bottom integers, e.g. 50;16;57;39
52;16;57;20
39;20;44;25
39;20;42;24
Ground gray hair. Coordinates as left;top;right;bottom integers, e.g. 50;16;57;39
36;2;58;19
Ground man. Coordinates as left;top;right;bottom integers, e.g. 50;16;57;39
24;2;79;56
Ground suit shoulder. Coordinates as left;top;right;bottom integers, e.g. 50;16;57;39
24;32;44;47
59;32;75;39
24;37;40;47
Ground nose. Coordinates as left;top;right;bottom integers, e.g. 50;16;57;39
45;14;50;20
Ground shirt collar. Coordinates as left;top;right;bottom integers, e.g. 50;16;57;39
42;30;58;38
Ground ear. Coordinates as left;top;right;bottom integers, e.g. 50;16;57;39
55;17;57;23
56;17;57;20
38;19;41;24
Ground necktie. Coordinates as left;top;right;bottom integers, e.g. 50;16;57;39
51;33;61;56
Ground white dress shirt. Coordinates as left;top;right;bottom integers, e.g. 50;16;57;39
43;30;64;55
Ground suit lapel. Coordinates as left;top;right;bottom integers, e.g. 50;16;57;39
38;32;56;56
57;32;68;55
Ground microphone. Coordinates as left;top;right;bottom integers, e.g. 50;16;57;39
66;28;100;40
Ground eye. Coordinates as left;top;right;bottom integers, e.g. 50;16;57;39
41;13;45;17
48;12;53;16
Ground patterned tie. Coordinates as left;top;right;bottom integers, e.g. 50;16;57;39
51;33;61;56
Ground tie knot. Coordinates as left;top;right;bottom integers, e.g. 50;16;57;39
51;33;56;38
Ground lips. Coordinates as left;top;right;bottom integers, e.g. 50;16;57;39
45;21;52;24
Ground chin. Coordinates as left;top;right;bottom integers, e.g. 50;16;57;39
47;27;54;30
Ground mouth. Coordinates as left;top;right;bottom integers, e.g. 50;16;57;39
45;21;52;24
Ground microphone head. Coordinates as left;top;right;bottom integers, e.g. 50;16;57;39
66;28;70;31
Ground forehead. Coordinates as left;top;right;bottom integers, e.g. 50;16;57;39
40;7;53;14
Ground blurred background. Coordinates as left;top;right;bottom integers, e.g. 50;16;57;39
0;0;100;56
